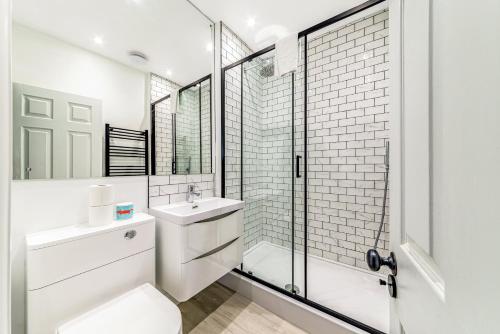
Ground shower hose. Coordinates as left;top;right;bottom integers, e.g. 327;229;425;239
374;141;389;250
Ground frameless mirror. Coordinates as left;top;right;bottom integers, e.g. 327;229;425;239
11;0;214;180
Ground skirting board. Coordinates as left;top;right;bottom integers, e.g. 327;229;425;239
218;271;368;334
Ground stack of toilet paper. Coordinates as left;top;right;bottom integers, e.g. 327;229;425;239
88;184;114;226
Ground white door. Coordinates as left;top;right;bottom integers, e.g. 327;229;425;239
389;0;500;333
13;83;102;179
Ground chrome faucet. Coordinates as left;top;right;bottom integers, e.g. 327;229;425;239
186;184;201;204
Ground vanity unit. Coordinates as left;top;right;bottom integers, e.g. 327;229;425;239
150;197;244;302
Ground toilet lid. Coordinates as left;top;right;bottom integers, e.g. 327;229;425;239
57;284;182;334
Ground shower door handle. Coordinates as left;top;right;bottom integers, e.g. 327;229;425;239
296;155;302;178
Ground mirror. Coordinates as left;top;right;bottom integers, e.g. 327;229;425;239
11;0;214;180
152;75;212;175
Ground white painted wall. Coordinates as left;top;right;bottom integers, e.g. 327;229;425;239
10;176;148;334
0;0;12;333
12;24;148;130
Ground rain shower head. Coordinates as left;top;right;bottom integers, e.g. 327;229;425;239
244;58;275;78
259;62;274;77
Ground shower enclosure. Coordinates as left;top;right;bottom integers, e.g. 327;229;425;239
222;1;390;333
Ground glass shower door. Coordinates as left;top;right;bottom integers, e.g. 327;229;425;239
237;50;296;292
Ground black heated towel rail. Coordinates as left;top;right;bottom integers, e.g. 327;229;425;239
105;124;149;176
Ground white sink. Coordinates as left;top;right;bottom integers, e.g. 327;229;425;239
149;197;244;225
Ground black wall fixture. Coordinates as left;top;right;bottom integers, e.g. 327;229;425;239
104;124;149;176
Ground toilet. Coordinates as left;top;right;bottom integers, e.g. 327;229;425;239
25;213;181;334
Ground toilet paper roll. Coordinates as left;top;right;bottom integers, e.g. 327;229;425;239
89;204;114;226
89;184;114;207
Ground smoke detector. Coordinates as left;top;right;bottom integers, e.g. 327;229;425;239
128;51;148;64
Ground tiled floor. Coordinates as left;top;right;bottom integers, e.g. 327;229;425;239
242;241;389;333
178;283;307;334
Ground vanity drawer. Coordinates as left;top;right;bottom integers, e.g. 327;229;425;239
182;209;243;263
27;221;155;290
178;236;243;301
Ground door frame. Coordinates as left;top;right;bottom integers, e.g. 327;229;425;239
0;0;12;334
388;0;403;332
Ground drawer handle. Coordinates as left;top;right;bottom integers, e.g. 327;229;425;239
197;210;238;224
124;230;137;240
191;237;239;261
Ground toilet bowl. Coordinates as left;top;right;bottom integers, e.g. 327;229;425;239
26;213;179;334
57;284;181;334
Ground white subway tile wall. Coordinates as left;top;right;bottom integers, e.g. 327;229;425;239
149;174;215;207
222;10;390;270
304;10;390;269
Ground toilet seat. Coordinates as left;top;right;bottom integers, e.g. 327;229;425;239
57;284;182;334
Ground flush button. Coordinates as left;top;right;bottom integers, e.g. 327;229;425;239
124;230;137;240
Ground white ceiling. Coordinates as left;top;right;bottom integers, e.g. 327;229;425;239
192;0;366;50
13;0;213;86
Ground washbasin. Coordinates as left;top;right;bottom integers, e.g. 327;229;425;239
149;197;244;225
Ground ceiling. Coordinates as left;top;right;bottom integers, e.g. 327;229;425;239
13;0;213;86
191;0;366;51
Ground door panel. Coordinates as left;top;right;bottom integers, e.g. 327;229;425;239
390;0;500;333
390;0;445;332
401;0;431;254
23;127;53;179
68;103;93;123
23;95;53;119
68;131;92;178
13;83;102;179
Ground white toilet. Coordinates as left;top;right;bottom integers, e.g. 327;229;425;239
25;213;182;334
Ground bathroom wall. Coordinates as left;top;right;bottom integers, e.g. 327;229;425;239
304;10;390;269
221;23;252;67
148;174;214;207
12;24;148;131
10;176;148;334
0;2;11;333
256;10;390;268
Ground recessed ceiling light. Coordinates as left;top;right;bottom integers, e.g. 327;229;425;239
166;69;172;77
247;17;256;28
206;43;213;52
93;35;104;45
